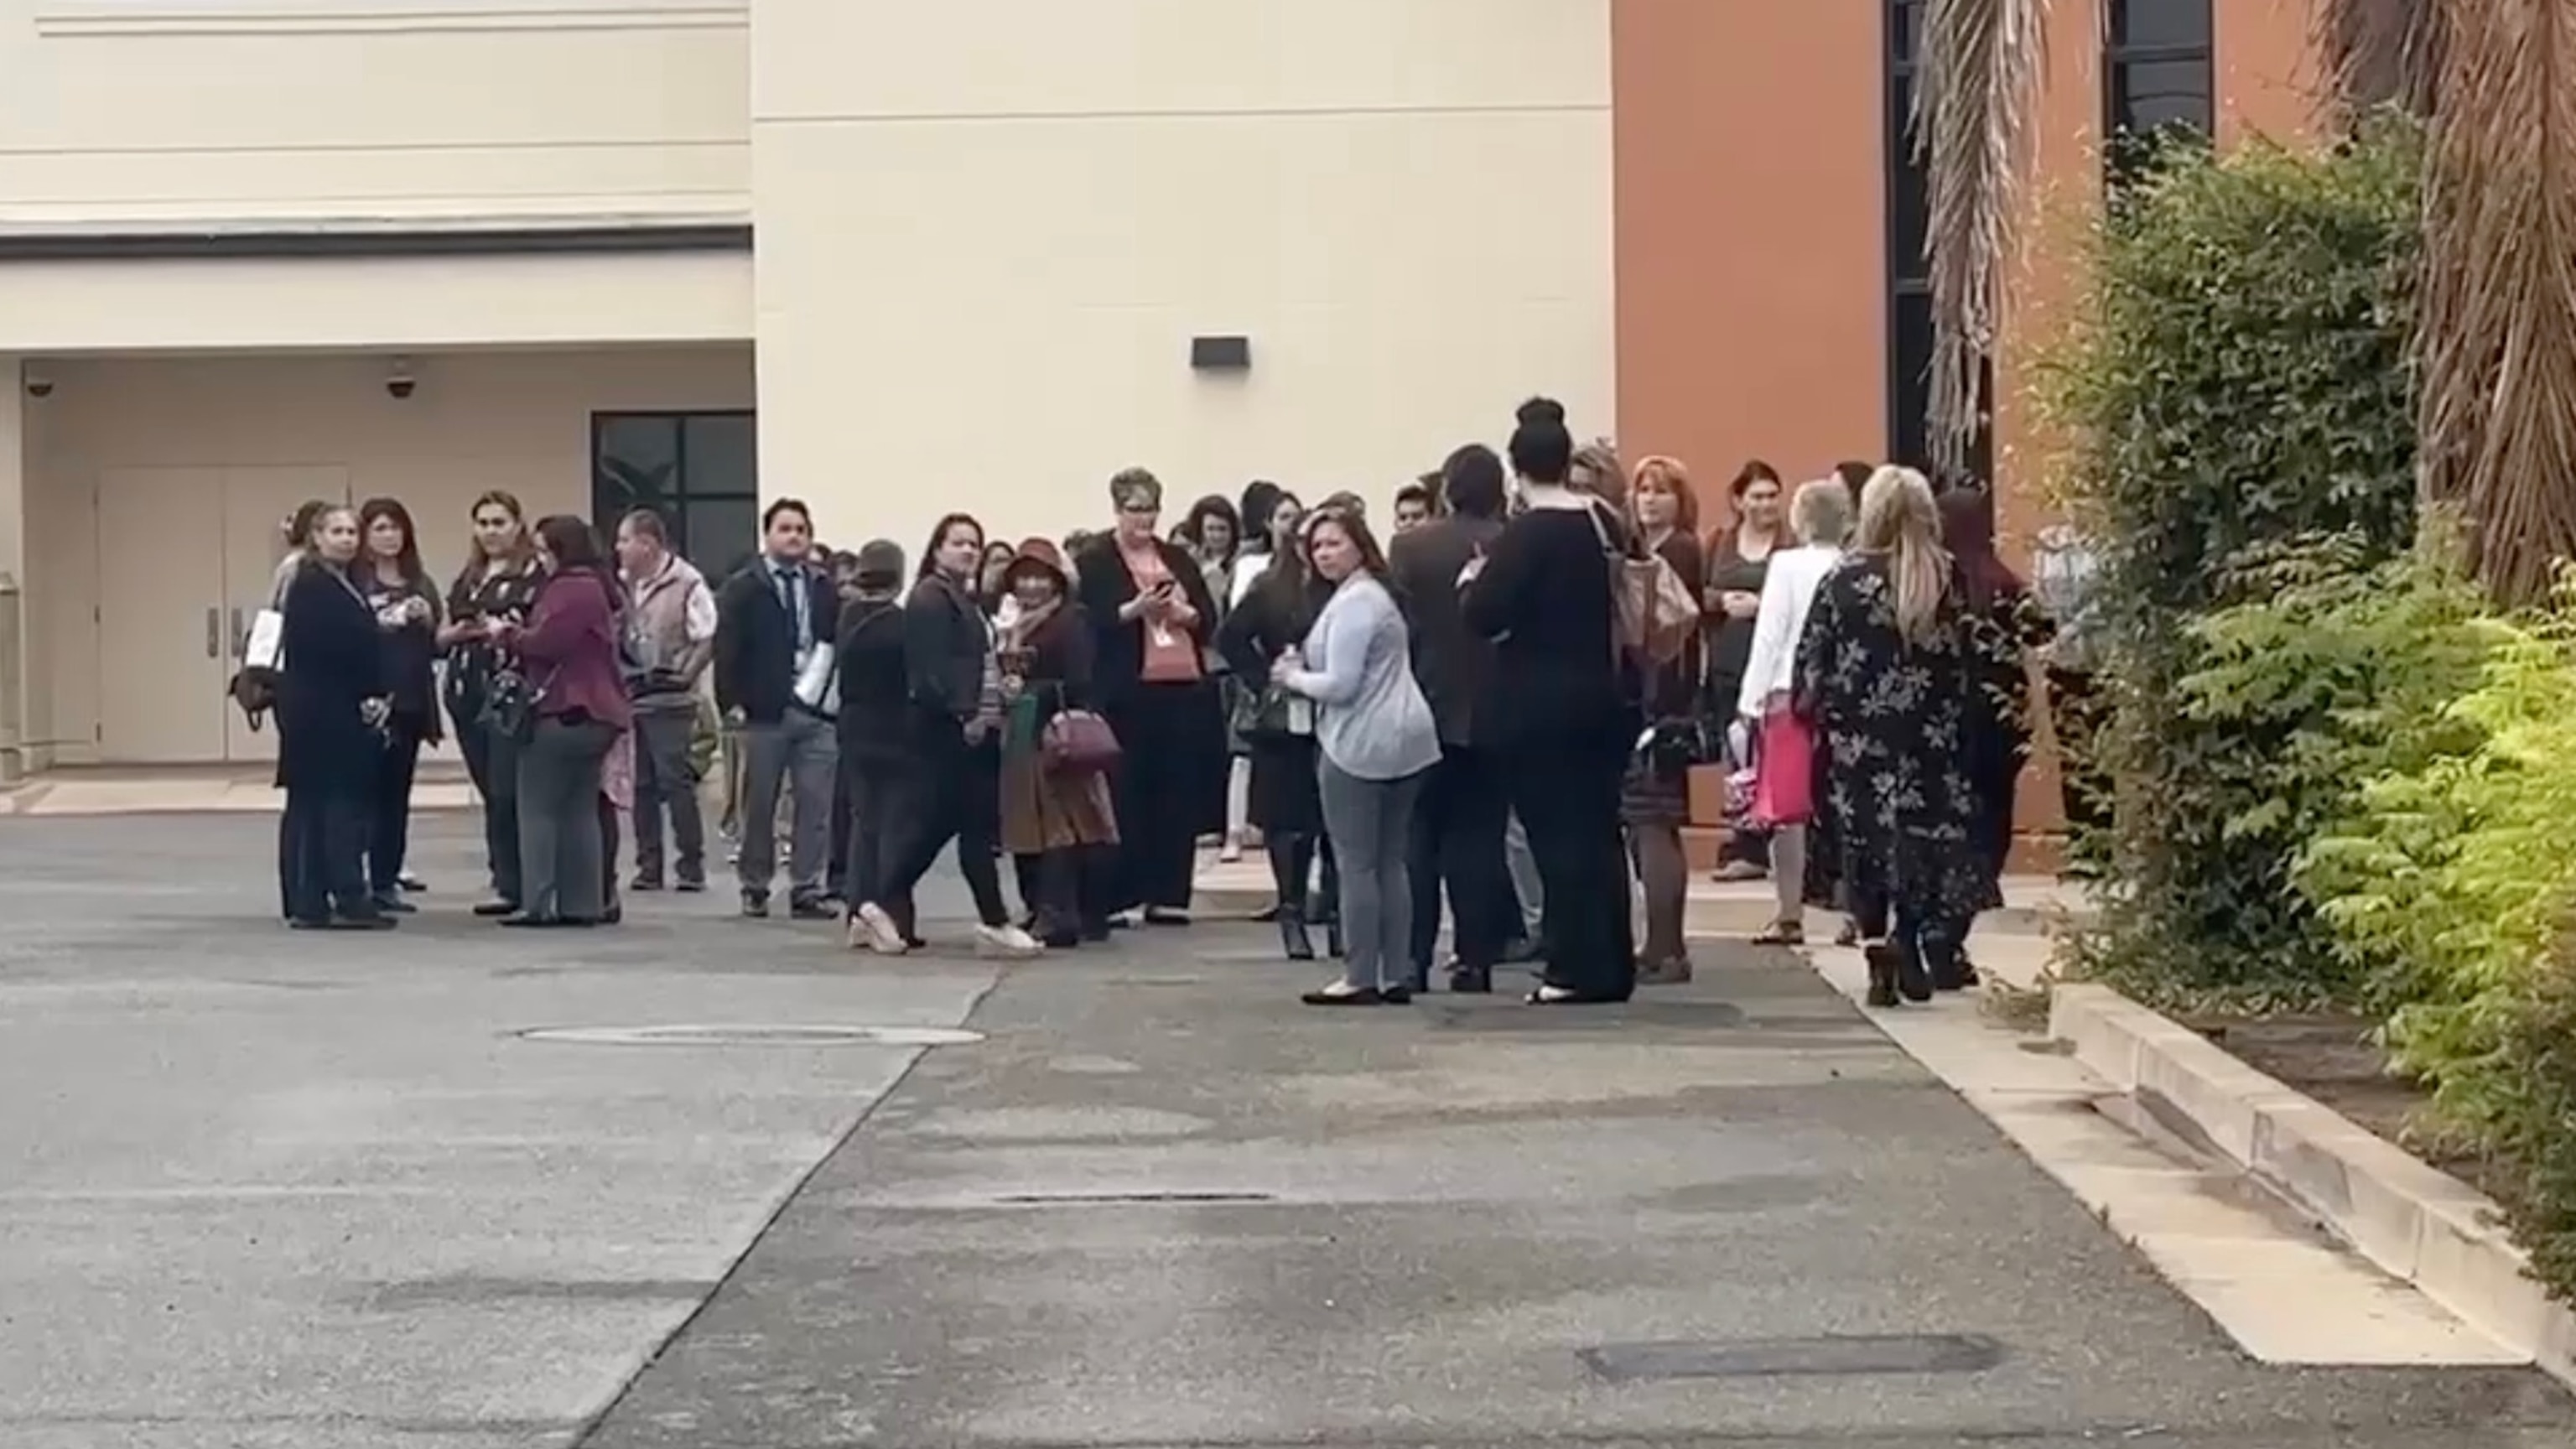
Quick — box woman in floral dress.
[1794,466,2001,1007]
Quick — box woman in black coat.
[277,505,394,930]
[1215,521,1338,960]
[1074,467,1227,923]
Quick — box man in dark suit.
[1389,444,1516,993]
[713,498,843,919]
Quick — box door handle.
[205,607,221,660]
[229,607,244,660]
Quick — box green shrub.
[2295,600,2576,1301]
[2039,120,2423,1004]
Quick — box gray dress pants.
[1317,756,1426,993]
[736,709,838,901]
[518,718,618,922]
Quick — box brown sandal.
[1751,921,1805,947]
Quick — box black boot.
[1312,838,1345,958]
[1267,834,1317,961]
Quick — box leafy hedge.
[2293,595,2576,1298]
[2038,122,2423,1004]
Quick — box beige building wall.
[747,0,1615,548]
[23,346,752,765]
[0,0,749,227]
[0,251,752,354]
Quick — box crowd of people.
[255,394,2097,1012]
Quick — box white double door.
[96,465,352,764]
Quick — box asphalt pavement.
[3,813,2570,1449]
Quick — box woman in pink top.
[486,515,631,927]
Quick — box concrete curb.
[2050,981,2576,1388]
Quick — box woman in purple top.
[486,515,631,927]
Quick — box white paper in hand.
[244,609,286,670]
[792,641,838,709]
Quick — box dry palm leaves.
[2319,0,2446,116]
[2418,0,2576,604]
[1912,0,2048,478]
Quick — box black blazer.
[1389,513,1504,747]
[1072,535,1221,707]
[714,558,840,724]
[834,593,911,766]
[274,562,386,795]
[1216,564,1327,681]
[904,573,990,723]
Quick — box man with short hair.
[1387,444,1515,993]
[616,508,719,892]
[1392,478,1436,534]
[713,498,842,918]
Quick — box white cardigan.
[1736,544,1844,719]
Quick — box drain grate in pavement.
[989,1190,1278,1204]
[515,1024,984,1047]
[1579,1333,2003,1382]
[356,1276,718,1310]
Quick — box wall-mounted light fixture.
[1190,335,1251,372]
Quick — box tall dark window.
[590,411,759,574]
[1883,0,1992,481]
[2105,0,2214,187]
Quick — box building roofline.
[0,219,753,262]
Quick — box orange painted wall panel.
[1610,0,1887,519]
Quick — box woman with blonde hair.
[1736,477,1856,944]
[1792,466,1997,1006]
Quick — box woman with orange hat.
[994,537,1121,947]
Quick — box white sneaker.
[975,922,1042,959]
[854,902,909,956]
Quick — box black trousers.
[281,784,372,922]
[827,755,854,902]
[1506,721,1635,1000]
[367,716,426,897]
[1014,845,1113,939]
[845,753,905,918]
[2047,667,2111,839]
[459,715,524,905]
[1848,882,1970,972]
[1105,681,1220,912]
[1406,743,1513,973]
[877,730,1010,932]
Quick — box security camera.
[21,366,51,400]
[385,358,416,400]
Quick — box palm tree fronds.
[2417,0,2576,604]
[2318,0,2446,116]
[1911,0,2049,478]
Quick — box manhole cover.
[1580,1334,2002,1382]
[989,1191,1276,1204]
[515,1025,984,1047]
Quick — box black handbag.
[480,667,540,742]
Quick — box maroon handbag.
[1041,709,1122,775]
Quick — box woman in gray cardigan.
[1272,506,1441,1005]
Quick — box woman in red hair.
[1622,454,1707,983]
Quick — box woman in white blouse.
[1735,478,1856,944]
